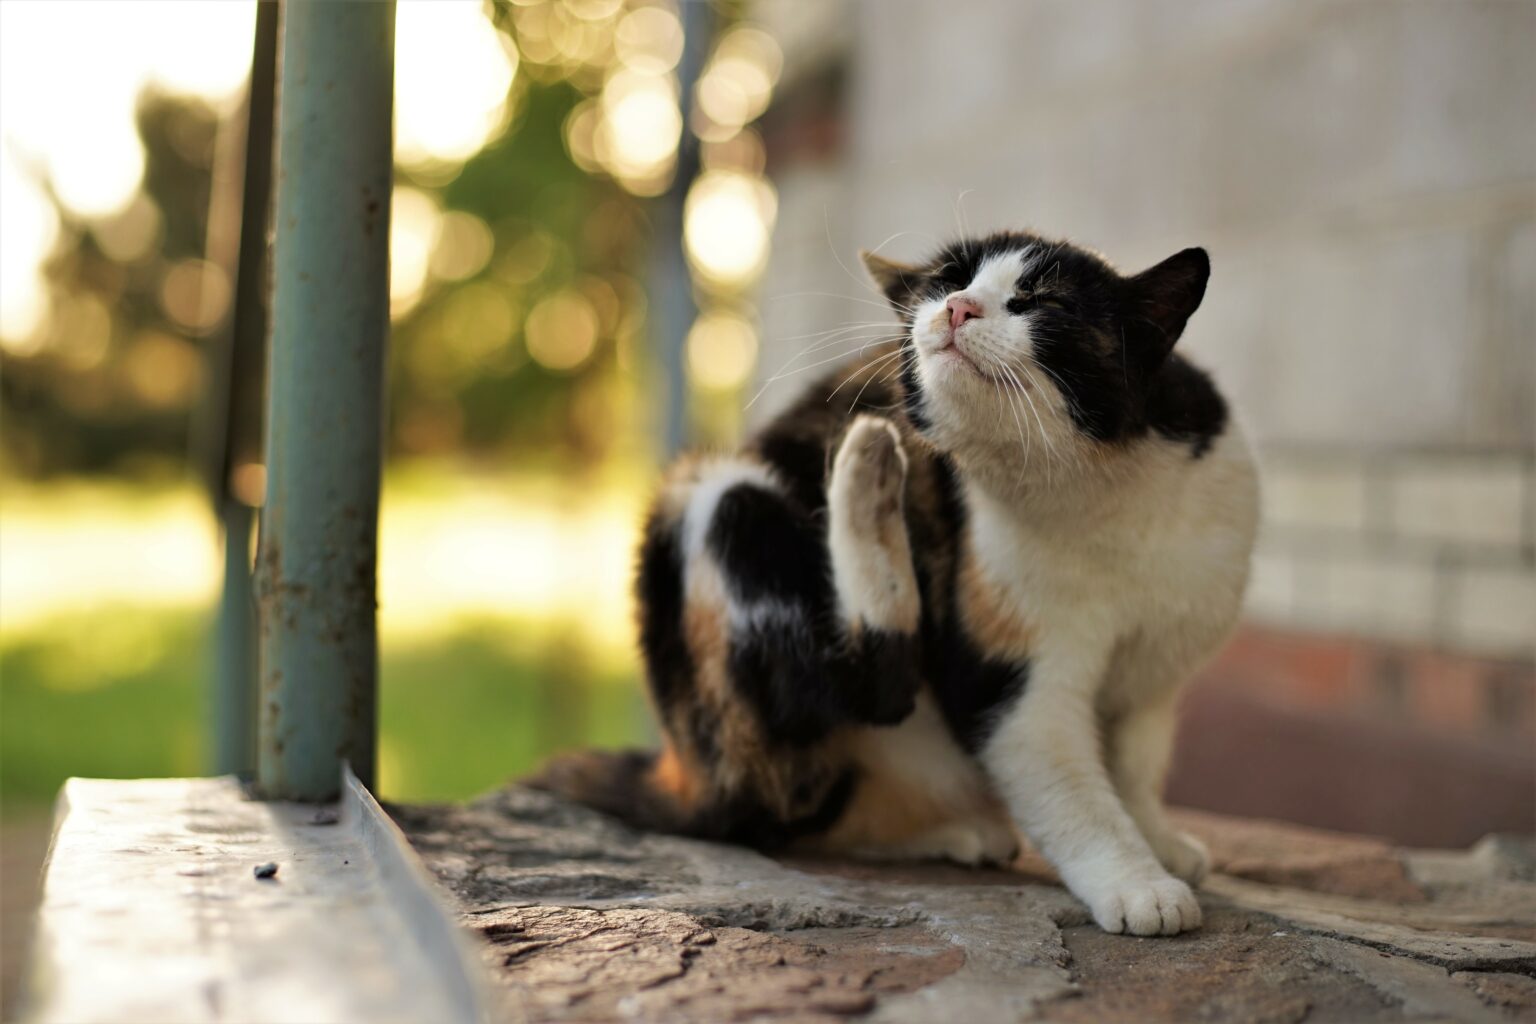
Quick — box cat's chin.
[923,346,993,388]
[932,346,983,378]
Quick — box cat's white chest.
[962,449,1256,652]
[971,509,1158,639]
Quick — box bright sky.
[0,0,516,344]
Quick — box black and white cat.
[535,231,1259,936]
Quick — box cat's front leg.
[982,642,1202,936]
[1108,694,1210,884]
[827,415,922,723]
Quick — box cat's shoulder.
[1144,353,1229,460]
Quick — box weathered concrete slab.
[398,787,1536,1023]
[24,774,488,1024]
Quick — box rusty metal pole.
[256,0,395,800]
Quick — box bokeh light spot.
[687,310,758,391]
[431,210,496,282]
[525,289,599,372]
[684,170,777,287]
[160,259,230,335]
[390,186,444,317]
[614,6,683,75]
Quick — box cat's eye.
[936,263,970,287]
[1007,292,1066,315]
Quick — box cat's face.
[863,232,1209,465]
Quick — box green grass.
[0,607,651,816]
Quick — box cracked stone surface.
[395,787,1536,1023]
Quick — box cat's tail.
[524,747,693,835]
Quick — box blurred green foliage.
[0,607,649,815]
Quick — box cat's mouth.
[934,336,991,379]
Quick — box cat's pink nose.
[947,295,983,331]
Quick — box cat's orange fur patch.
[649,744,703,810]
[810,739,1011,852]
[956,540,1036,661]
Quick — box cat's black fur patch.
[930,629,1031,752]
[706,483,829,606]
[707,767,859,848]
[1145,355,1229,458]
[635,510,692,718]
[841,628,922,725]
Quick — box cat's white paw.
[1082,875,1202,936]
[1150,830,1210,885]
[833,415,907,505]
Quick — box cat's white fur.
[853,248,1259,935]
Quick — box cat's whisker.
[768,327,901,368]
[764,339,896,385]
[1002,362,1059,488]
[763,290,922,320]
[758,324,903,379]
[828,346,908,405]
[745,329,906,411]
[995,365,1034,475]
[846,348,912,412]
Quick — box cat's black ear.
[860,250,923,310]
[1121,247,1210,364]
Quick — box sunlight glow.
[0,1,252,347]
[0,476,644,664]
[596,67,682,195]
[0,145,57,348]
[0,0,521,348]
[0,1,254,219]
[390,186,444,318]
[394,1,518,169]
[684,170,777,287]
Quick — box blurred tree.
[1,3,663,481]
[1,91,218,477]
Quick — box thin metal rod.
[651,1,712,458]
[256,0,395,800]
[214,500,258,773]
[203,0,278,776]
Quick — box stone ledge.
[396,787,1536,1024]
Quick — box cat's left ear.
[860,250,924,311]
[1120,247,1210,363]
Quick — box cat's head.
[862,232,1210,467]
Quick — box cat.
[532,230,1259,936]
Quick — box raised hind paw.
[828,415,918,634]
[831,415,908,522]
[1081,874,1202,936]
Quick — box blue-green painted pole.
[256,0,395,801]
[207,0,277,777]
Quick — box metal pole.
[256,0,395,800]
[651,1,712,458]
[202,0,278,776]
